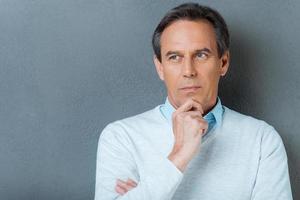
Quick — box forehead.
[160,19,217,52]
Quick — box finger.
[115,185,126,195]
[117,179,135,191]
[201,126,208,134]
[126,178,138,187]
[176,99,203,114]
[177,99,202,112]
[116,179,129,191]
[184,110,204,119]
[195,118,208,134]
[115,179,128,192]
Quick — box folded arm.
[94,123,183,200]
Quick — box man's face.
[154,19,229,112]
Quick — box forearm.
[95,157,183,200]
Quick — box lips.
[179,86,201,93]
[180,86,201,90]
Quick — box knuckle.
[177,113,185,120]
[172,113,182,122]
[184,114,193,121]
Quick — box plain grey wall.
[0,0,299,199]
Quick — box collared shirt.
[159,96,224,134]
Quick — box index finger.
[176,98,203,114]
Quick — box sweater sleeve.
[94,123,183,200]
[251,124,293,200]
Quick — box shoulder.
[223,106,273,131]
[99,105,163,141]
[222,106,284,146]
[118,105,163,126]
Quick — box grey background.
[0,0,299,199]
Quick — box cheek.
[201,65,221,90]
[207,70,220,85]
[163,67,181,87]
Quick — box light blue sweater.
[95,98,293,200]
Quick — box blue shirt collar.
[160,96,224,126]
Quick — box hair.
[152,3,230,62]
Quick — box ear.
[220,51,230,77]
[153,55,164,81]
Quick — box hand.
[168,98,208,172]
[115,178,138,195]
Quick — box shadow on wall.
[219,25,268,117]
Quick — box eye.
[168,54,181,62]
[196,52,208,60]
[169,55,180,60]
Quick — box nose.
[182,58,197,78]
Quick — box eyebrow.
[165,48,212,57]
[194,48,212,54]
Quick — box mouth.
[179,86,201,92]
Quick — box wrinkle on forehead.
[160,20,218,55]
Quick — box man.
[94,3,293,200]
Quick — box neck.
[202,98,218,116]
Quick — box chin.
[186,94,203,102]
[179,95,203,105]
